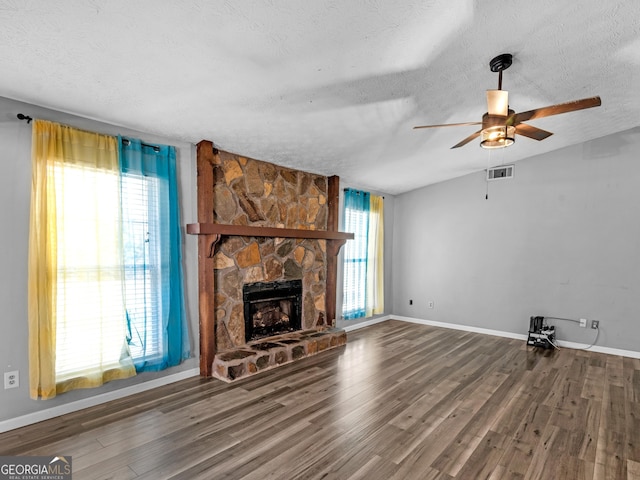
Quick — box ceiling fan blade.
[487,90,509,116]
[451,130,482,149]
[516,123,554,141]
[509,96,601,125]
[413,121,481,129]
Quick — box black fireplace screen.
[243,279,302,342]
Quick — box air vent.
[487,165,514,181]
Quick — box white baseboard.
[555,339,640,358]
[341,315,391,332]
[0,368,200,434]
[391,315,528,341]
[388,315,640,359]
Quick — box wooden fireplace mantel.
[186,223,353,241]
[192,140,351,377]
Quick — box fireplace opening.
[243,279,302,342]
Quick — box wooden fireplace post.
[196,140,219,377]
[325,175,343,326]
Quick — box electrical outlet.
[591,320,599,329]
[579,318,587,328]
[428,301,434,309]
[4,371,19,389]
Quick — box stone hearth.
[212,327,347,382]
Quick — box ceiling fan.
[413,53,602,149]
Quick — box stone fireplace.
[188,141,352,379]
[209,153,330,351]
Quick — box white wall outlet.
[428,301,434,309]
[4,370,19,389]
[579,318,587,328]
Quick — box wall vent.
[487,164,514,181]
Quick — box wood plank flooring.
[1,320,640,479]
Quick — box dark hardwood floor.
[1,320,639,479]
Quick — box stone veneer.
[210,151,330,351]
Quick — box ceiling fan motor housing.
[481,110,515,130]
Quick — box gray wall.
[392,127,640,352]
[0,96,200,422]
[336,187,395,329]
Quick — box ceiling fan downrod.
[489,53,512,90]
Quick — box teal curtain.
[342,188,370,319]
[118,136,190,372]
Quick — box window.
[119,137,190,373]
[121,172,163,363]
[342,189,384,319]
[53,161,132,386]
[28,120,189,400]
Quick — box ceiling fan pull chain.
[485,151,491,200]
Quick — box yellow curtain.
[366,194,384,316]
[28,120,136,400]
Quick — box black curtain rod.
[121,138,160,152]
[343,187,384,199]
[17,114,161,152]
[17,113,32,123]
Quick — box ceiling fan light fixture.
[486,90,509,116]
[480,125,515,149]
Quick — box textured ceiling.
[1,0,638,194]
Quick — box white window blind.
[121,173,163,362]
[342,206,369,319]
